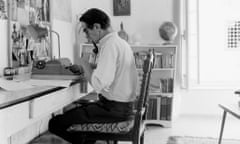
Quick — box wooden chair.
[67,49,155,144]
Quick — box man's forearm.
[82,63,93,84]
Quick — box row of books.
[160,78,174,93]
[147,96,172,121]
[149,78,174,93]
[134,51,175,69]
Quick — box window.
[183,0,240,89]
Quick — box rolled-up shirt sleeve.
[91,44,117,93]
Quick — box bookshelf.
[132,44,177,128]
[80,43,177,127]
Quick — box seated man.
[48,8,139,144]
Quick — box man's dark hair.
[79,8,110,30]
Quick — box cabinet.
[0,83,84,144]
[80,43,177,127]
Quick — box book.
[154,52,163,68]
[166,97,173,120]
[160,96,167,120]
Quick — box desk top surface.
[0,86,63,110]
[219,103,240,119]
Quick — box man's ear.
[93,23,101,30]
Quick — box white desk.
[0,78,89,144]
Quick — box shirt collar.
[99,32,117,47]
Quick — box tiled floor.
[144,114,240,144]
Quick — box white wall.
[71,0,175,44]
[71,0,179,63]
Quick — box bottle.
[118,22,128,42]
[12,24,18,44]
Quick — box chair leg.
[140,133,144,144]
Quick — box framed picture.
[113,0,130,16]
[0,0,8,19]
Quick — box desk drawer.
[30,88,70,118]
[0,102,29,137]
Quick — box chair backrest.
[133,49,155,135]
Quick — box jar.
[3,67,15,80]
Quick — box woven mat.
[167,136,240,144]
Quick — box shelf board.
[137,68,175,71]
[149,92,173,97]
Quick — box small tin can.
[3,67,15,80]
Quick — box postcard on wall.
[42,0,50,22]
[0,0,7,19]
[11,0,18,21]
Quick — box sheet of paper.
[0,79,34,91]
[22,79,72,87]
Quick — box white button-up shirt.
[91,32,138,102]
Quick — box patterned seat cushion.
[67,120,134,134]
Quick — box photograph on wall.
[113,0,130,16]
[11,0,18,21]
[0,0,7,19]
[41,0,50,22]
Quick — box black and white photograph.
[113,0,130,16]
[41,0,50,22]
[1,0,240,144]
[0,0,7,19]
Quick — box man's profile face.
[81,22,100,43]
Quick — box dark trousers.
[48,95,134,144]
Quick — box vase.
[118,22,128,42]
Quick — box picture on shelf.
[133,51,147,68]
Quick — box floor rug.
[167,136,240,144]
